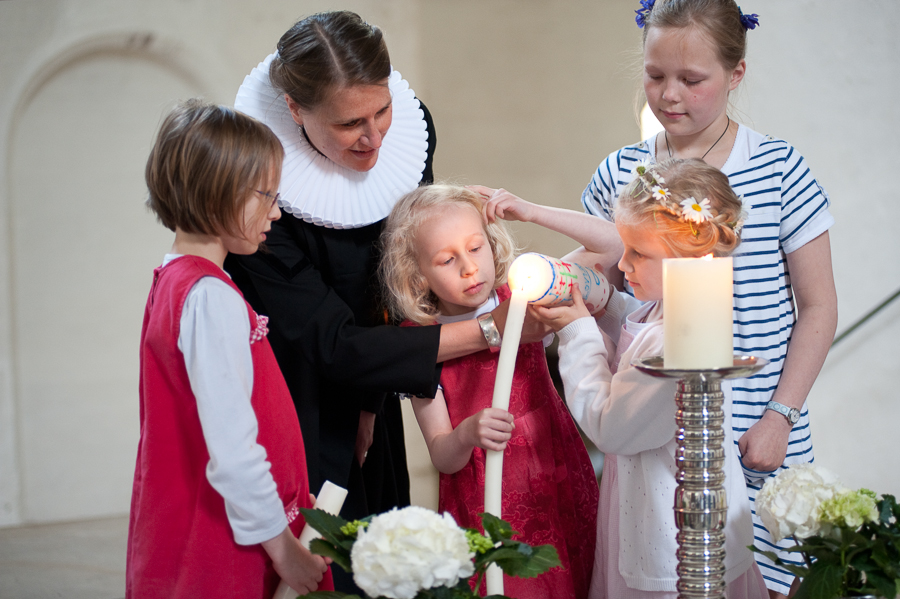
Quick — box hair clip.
[635,0,655,29]
[739,7,760,30]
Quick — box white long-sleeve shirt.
[557,291,755,591]
[166,254,287,546]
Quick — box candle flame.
[702,254,714,260]
[508,254,549,300]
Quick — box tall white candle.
[483,286,528,596]
[483,289,528,514]
[663,256,734,369]
[272,481,348,599]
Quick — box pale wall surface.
[0,0,896,527]
[743,0,900,497]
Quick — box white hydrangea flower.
[351,506,475,599]
[756,463,847,542]
[680,197,713,223]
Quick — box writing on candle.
[508,252,610,312]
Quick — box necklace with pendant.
[666,117,731,161]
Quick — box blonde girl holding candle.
[379,184,599,599]
[493,158,767,599]
[127,100,331,598]
[577,2,838,595]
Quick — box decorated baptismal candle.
[507,253,611,313]
[663,256,734,369]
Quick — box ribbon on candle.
[272,481,348,599]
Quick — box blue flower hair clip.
[739,7,760,30]
[635,0,655,29]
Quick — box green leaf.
[879,494,898,523]
[484,542,560,579]
[793,562,843,599]
[308,538,352,573]
[748,547,811,578]
[416,585,468,599]
[299,508,351,544]
[861,570,900,599]
[480,512,516,542]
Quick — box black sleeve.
[226,226,443,399]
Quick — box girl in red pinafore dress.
[379,185,599,599]
[127,99,332,598]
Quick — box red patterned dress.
[437,286,599,599]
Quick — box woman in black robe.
[224,12,540,590]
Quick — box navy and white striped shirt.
[581,125,834,592]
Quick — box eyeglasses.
[255,190,281,208]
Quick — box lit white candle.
[483,254,544,595]
[272,481,348,599]
[663,256,734,369]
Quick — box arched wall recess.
[1,31,218,525]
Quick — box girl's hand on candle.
[262,526,329,594]
[481,188,539,224]
[531,284,592,332]
[490,299,553,344]
[459,408,515,452]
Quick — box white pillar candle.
[483,288,528,596]
[507,252,610,313]
[663,256,734,369]
[272,481,348,599]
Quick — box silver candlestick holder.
[634,355,768,599]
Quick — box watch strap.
[765,400,800,425]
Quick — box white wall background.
[0,0,896,528]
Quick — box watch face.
[788,408,801,424]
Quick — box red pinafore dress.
[126,255,332,598]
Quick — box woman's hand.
[476,187,539,224]
[261,526,329,595]
[531,284,592,332]
[490,298,553,344]
[458,408,515,452]
[355,411,376,466]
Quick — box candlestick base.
[633,355,767,599]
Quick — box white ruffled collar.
[234,53,429,229]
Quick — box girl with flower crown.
[484,158,769,599]
[577,2,838,596]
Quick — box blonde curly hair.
[616,157,745,257]
[379,184,518,325]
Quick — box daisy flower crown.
[629,161,746,237]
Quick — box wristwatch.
[765,400,800,426]
[476,313,502,353]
